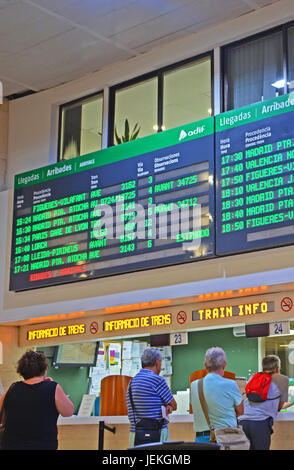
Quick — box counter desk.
[57,412,294,450]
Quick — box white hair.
[141,348,162,368]
[205,347,226,371]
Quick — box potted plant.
[114,118,140,145]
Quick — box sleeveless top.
[3,380,59,450]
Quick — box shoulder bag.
[197,378,250,450]
[128,380,164,446]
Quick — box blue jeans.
[195,431,210,443]
[240,418,273,450]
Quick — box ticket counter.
[56,412,294,450]
[13,288,294,450]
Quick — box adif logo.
[179,125,205,141]
[179,130,187,141]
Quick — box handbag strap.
[128,380,139,425]
[198,378,214,432]
[128,380,164,428]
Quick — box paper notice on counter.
[108,343,122,374]
[89,367,108,394]
[78,394,96,416]
[96,343,106,369]
[122,359,132,376]
[131,358,141,376]
[132,342,141,358]
[139,342,148,355]
[161,405,170,422]
[123,341,133,360]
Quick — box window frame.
[108,51,214,147]
[221,21,294,112]
[57,90,104,162]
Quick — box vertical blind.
[224,31,284,110]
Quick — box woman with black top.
[0,350,74,450]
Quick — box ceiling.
[0,0,280,98]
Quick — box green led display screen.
[10,118,215,291]
[10,93,294,292]
[216,93,294,254]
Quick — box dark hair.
[17,350,48,379]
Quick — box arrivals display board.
[216,93,294,255]
[10,118,215,291]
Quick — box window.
[59,93,103,161]
[113,77,158,145]
[163,57,211,130]
[223,30,284,111]
[287,25,294,92]
[109,54,212,146]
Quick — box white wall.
[2,0,294,324]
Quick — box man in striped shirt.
[127,348,177,447]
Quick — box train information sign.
[216,93,294,255]
[10,118,215,291]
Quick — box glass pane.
[224,31,284,111]
[114,78,157,145]
[59,94,103,160]
[163,57,211,130]
[287,26,294,92]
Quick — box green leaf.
[131,127,140,140]
[124,119,130,142]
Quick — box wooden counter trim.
[58,412,294,426]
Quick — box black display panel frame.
[52,341,99,368]
[215,93,294,257]
[10,118,215,291]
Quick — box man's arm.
[165,397,177,415]
[234,401,244,417]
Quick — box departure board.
[216,93,294,255]
[10,118,215,291]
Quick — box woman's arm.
[55,384,74,417]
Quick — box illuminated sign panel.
[103,313,172,332]
[216,94,294,255]
[192,301,274,321]
[27,323,86,340]
[10,118,214,291]
[10,93,294,292]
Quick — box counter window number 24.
[271,321,290,336]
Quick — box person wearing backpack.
[239,355,290,450]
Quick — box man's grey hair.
[205,347,227,371]
[262,355,281,372]
[141,348,162,368]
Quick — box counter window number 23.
[170,332,188,345]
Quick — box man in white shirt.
[191,347,244,443]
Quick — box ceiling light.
[271,79,285,89]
